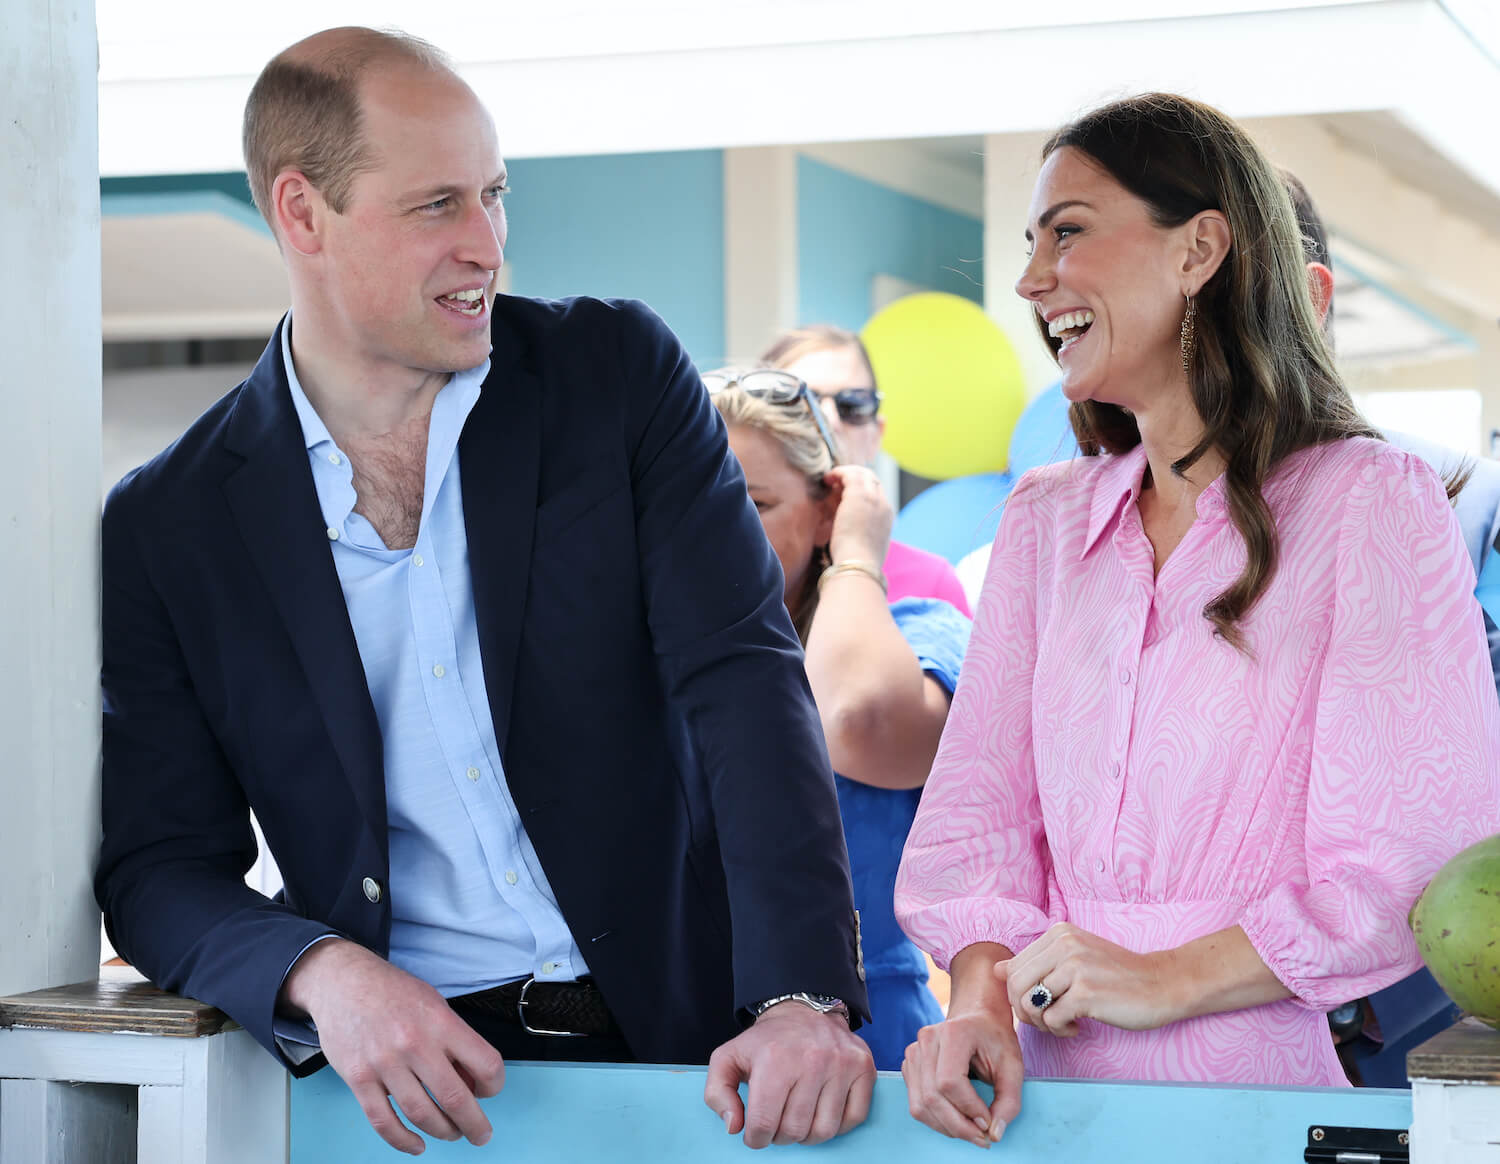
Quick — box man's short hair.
[242,28,453,233]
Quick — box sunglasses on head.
[811,387,882,426]
[702,367,841,466]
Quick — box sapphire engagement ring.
[1028,983,1054,1011]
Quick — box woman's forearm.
[804,572,948,788]
[1160,926,1292,1022]
[948,942,1017,1017]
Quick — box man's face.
[316,66,507,377]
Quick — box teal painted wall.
[102,171,257,208]
[101,151,727,367]
[796,155,983,334]
[501,150,724,367]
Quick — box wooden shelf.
[1408,1016,1500,1084]
[0,966,234,1038]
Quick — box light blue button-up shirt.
[282,320,587,996]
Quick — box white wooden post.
[0,0,103,995]
[723,145,799,366]
[0,0,107,1153]
[983,130,1055,404]
[1407,1019,1500,1163]
[0,1026,288,1164]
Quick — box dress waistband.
[1061,897,1246,952]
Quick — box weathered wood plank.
[0,969,232,1039]
[1408,1017,1500,1083]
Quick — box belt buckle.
[516,976,588,1038]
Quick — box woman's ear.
[1182,209,1232,291]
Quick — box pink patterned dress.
[895,438,1500,1086]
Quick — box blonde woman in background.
[762,327,971,617]
[705,368,970,1070]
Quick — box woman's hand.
[901,944,1024,1147]
[999,923,1179,1038]
[825,465,893,565]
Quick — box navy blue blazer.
[96,296,868,1072]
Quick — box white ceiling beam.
[1243,116,1500,321]
[101,1,1497,193]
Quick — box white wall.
[103,364,255,493]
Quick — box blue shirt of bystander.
[835,596,970,1069]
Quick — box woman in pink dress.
[894,92,1500,1148]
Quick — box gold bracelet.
[817,559,888,596]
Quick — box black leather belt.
[450,976,620,1038]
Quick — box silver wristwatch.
[749,991,850,1022]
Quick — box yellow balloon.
[861,293,1026,480]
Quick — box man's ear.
[1306,261,1335,327]
[271,171,324,257]
[1182,209,1233,293]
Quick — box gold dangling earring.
[1180,293,1196,376]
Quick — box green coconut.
[1410,833,1500,1029]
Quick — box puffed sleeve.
[895,473,1064,968]
[1239,449,1500,1009]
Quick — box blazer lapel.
[461,324,541,761]
[220,321,387,834]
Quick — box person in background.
[706,368,971,1070]
[895,93,1500,1147]
[1284,167,1500,1086]
[762,326,972,616]
[1285,168,1500,700]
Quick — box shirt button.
[326,527,340,541]
[467,766,480,782]
[542,961,558,974]
[1119,667,1132,684]
[1095,859,1107,873]
[504,870,519,886]
[432,663,445,678]
[362,877,382,903]
[413,554,424,567]
[329,452,342,466]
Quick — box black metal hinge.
[1304,1125,1409,1164]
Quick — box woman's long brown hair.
[1038,93,1383,651]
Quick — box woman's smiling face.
[1014,147,1195,411]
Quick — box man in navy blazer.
[96,26,873,1156]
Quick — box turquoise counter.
[292,1063,1413,1161]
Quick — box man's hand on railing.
[280,938,507,1156]
[703,1000,877,1149]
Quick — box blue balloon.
[1008,382,1079,476]
[894,472,1015,565]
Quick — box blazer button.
[362,877,383,903]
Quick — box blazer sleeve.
[1238,452,1500,1010]
[612,301,868,1021]
[95,478,338,1071]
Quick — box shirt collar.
[1081,445,1148,559]
[281,315,335,453]
[280,312,491,456]
[1078,444,1233,559]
